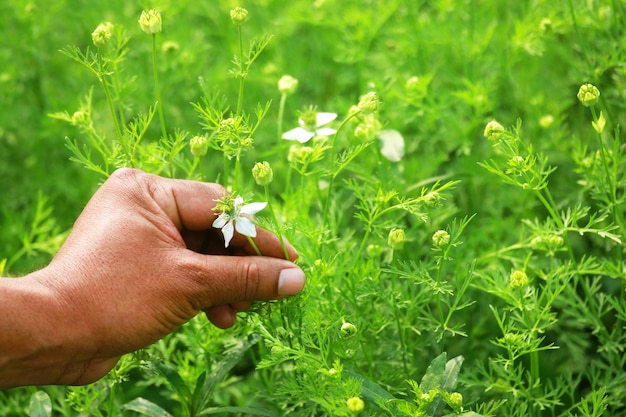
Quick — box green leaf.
[153,361,193,403]
[198,406,278,416]
[420,352,447,391]
[193,334,261,414]
[29,391,52,417]
[428,355,464,416]
[346,370,396,403]
[122,397,174,417]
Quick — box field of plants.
[1,0,625,416]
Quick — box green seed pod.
[340,322,357,339]
[387,228,405,250]
[357,91,380,115]
[190,135,208,157]
[346,397,364,414]
[510,270,529,288]
[432,230,450,247]
[252,161,274,186]
[577,83,600,107]
[278,75,299,95]
[91,22,113,48]
[484,120,504,141]
[139,9,162,34]
[230,7,249,26]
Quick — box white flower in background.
[212,196,267,247]
[378,129,405,162]
[282,107,337,143]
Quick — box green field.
[1,1,625,416]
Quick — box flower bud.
[92,22,113,48]
[230,7,248,26]
[252,161,274,186]
[139,9,162,34]
[405,76,420,90]
[190,135,208,157]
[387,228,405,250]
[484,120,504,141]
[510,270,529,288]
[539,114,554,129]
[278,75,299,95]
[507,155,525,170]
[346,397,364,414]
[577,83,600,107]
[340,322,357,339]
[449,392,463,409]
[162,40,180,54]
[592,111,606,134]
[423,191,442,207]
[432,230,450,247]
[357,92,380,115]
[71,110,88,126]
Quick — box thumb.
[183,253,306,308]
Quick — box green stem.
[152,34,167,140]
[323,111,361,230]
[236,25,245,116]
[246,235,262,256]
[264,185,290,260]
[277,92,287,140]
[234,154,241,190]
[97,50,123,143]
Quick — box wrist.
[0,269,85,389]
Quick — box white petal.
[315,127,337,137]
[235,217,257,238]
[221,221,235,247]
[316,112,337,127]
[241,201,267,215]
[282,127,314,143]
[212,215,228,228]
[379,129,405,162]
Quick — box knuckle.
[238,259,261,301]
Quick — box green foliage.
[2,0,626,416]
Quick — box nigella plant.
[212,194,266,253]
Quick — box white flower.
[378,129,405,162]
[282,112,337,143]
[212,196,267,247]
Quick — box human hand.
[3,168,304,387]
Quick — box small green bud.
[190,135,208,157]
[230,7,248,25]
[510,270,529,288]
[546,234,564,248]
[252,161,274,186]
[387,228,405,250]
[449,392,463,408]
[71,110,88,126]
[366,244,383,258]
[507,155,526,170]
[423,191,442,207]
[405,76,420,90]
[484,120,505,141]
[577,83,600,107]
[346,397,364,414]
[340,322,357,339]
[278,75,299,95]
[162,40,180,53]
[91,22,113,48]
[357,91,381,115]
[139,9,162,34]
[432,230,450,247]
[592,111,606,134]
[539,114,554,129]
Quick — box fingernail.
[278,268,305,296]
